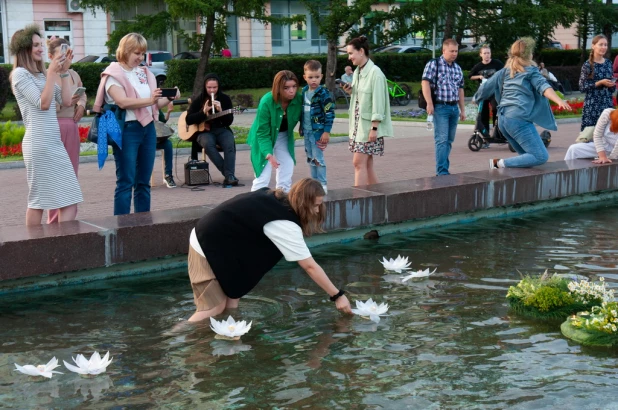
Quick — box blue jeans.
[155,138,173,176]
[433,103,460,176]
[498,113,548,168]
[303,128,327,185]
[112,121,156,215]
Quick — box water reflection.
[4,203,618,407]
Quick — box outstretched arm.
[297,257,352,314]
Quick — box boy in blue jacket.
[300,60,335,193]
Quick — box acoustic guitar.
[177,107,241,141]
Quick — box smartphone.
[160,88,177,98]
[72,87,86,96]
[60,44,69,56]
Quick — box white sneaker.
[489,159,498,170]
[321,185,328,194]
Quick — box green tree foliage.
[78,0,301,96]
[300,0,379,92]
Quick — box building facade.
[0,0,588,64]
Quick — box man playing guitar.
[187,73,238,186]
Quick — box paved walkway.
[0,113,583,228]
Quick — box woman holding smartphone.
[93,33,178,215]
[46,37,86,224]
[10,24,82,225]
[579,34,615,131]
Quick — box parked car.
[76,54,117,63]
[143,51,173,68]
[376,45,432,54]
[544,41,563,50]
[458,44,481,53]
[173,51,201,60]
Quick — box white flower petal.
[64,360,88,375]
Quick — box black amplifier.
[184,160,210,186]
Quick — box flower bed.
[506,273,611,320]
[551,96,617,117]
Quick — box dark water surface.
[3,202,618,409]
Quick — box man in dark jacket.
[188,73,238,186]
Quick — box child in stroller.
[468,69,552,152]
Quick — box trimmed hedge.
[2,62,108,104]
[165,49,604,93]
[0,48,604,104]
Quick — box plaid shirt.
[422,56,464,103]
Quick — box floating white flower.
[210,316,252,340]
[14,357,63,379]
[401,268,437,282]
[63,352,113,378]
[380,255,411,273]
[351,298,389,323]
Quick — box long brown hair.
[276,178,326,236]
[271,70,298,104]
[505,37,535,78]
[588,34,607,79]
[9,25,45,82]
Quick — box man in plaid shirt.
[421,39,466,176]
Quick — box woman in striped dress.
[9,24,82,225]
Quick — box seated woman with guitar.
[186,73,238,186]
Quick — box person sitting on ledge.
[565,107,618,163]
[188,73,238,186]
[186,178,352,322]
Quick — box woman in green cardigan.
[342,35,393,186]
[249,70,303,192]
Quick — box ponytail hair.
[504,37,535,78]
[588,34,607,79]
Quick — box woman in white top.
[9,24,82,225]
[47,37,87,224]
[95,33,178,215]
[564,108,618,163]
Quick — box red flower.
[78,125,90,143]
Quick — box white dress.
[12,68,83,209]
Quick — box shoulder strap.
[429,58,441,86]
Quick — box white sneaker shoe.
[321,185,328,194]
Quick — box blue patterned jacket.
[300,85,335,134]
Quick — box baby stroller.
[468,69,551,152]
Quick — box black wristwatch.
[371,126,378,131]
[330,289,346,302]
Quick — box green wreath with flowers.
[561,301,618,346]
[506,272,609,320]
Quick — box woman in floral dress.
[579,34,616,131]
[342,35,393,186]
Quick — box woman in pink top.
[46,38,86,224]
[93,33,178,215]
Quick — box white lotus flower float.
[63,351,113,378]
[351,298,389,323]
[14,357,63,380]
[401,268,437,282]
[210,316,252,340]
[380,255,411,273]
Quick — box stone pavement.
[0,113,583,228]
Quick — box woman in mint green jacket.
[248,70,303,192]
[343,35,393,186]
